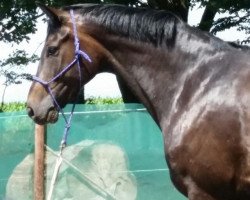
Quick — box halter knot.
[32,76,49,86]
[78,50,92,63]
[65,123,71,129]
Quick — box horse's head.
[27,4,106,124]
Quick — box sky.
[0,3,248,103]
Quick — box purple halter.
[33,9,92,147]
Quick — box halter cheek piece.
[32,9,92,146]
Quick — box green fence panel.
[0,111,34,199]
[0,104,186,200]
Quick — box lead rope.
[46,10,86,200]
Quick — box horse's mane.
[63,4,182,47]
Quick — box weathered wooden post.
[34,124,46,200]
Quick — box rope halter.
[33,9,92,147]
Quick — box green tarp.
[0,104,186,200]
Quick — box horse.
[27,3,250,200]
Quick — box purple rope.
[33,9,92,148]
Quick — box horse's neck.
[85,24,226,127]
[94,34,177,124]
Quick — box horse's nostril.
[27,107,34,118]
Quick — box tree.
[0,50,37,108]
[147,0,250,43]
[1,0,250,103]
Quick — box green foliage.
[192,0,250,43]
[85,97,123,104]
[0,49,38,105]
[0,50,38,67]
[0,50,37,86]
[0,1,38,44]
[0,102,27,112]
[0,98,124,112]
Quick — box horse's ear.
[36,2,61,28]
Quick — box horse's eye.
[47,46,58,56]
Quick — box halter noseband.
[32,9,92,146]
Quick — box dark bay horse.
[27,3,250,200]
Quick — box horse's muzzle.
[27,105,59,125]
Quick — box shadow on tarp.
[0,104,186,200]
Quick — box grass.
[0,102,27,112]
[0,97,123,112]
[85,97,123,104]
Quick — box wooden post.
[34,124,46,200]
